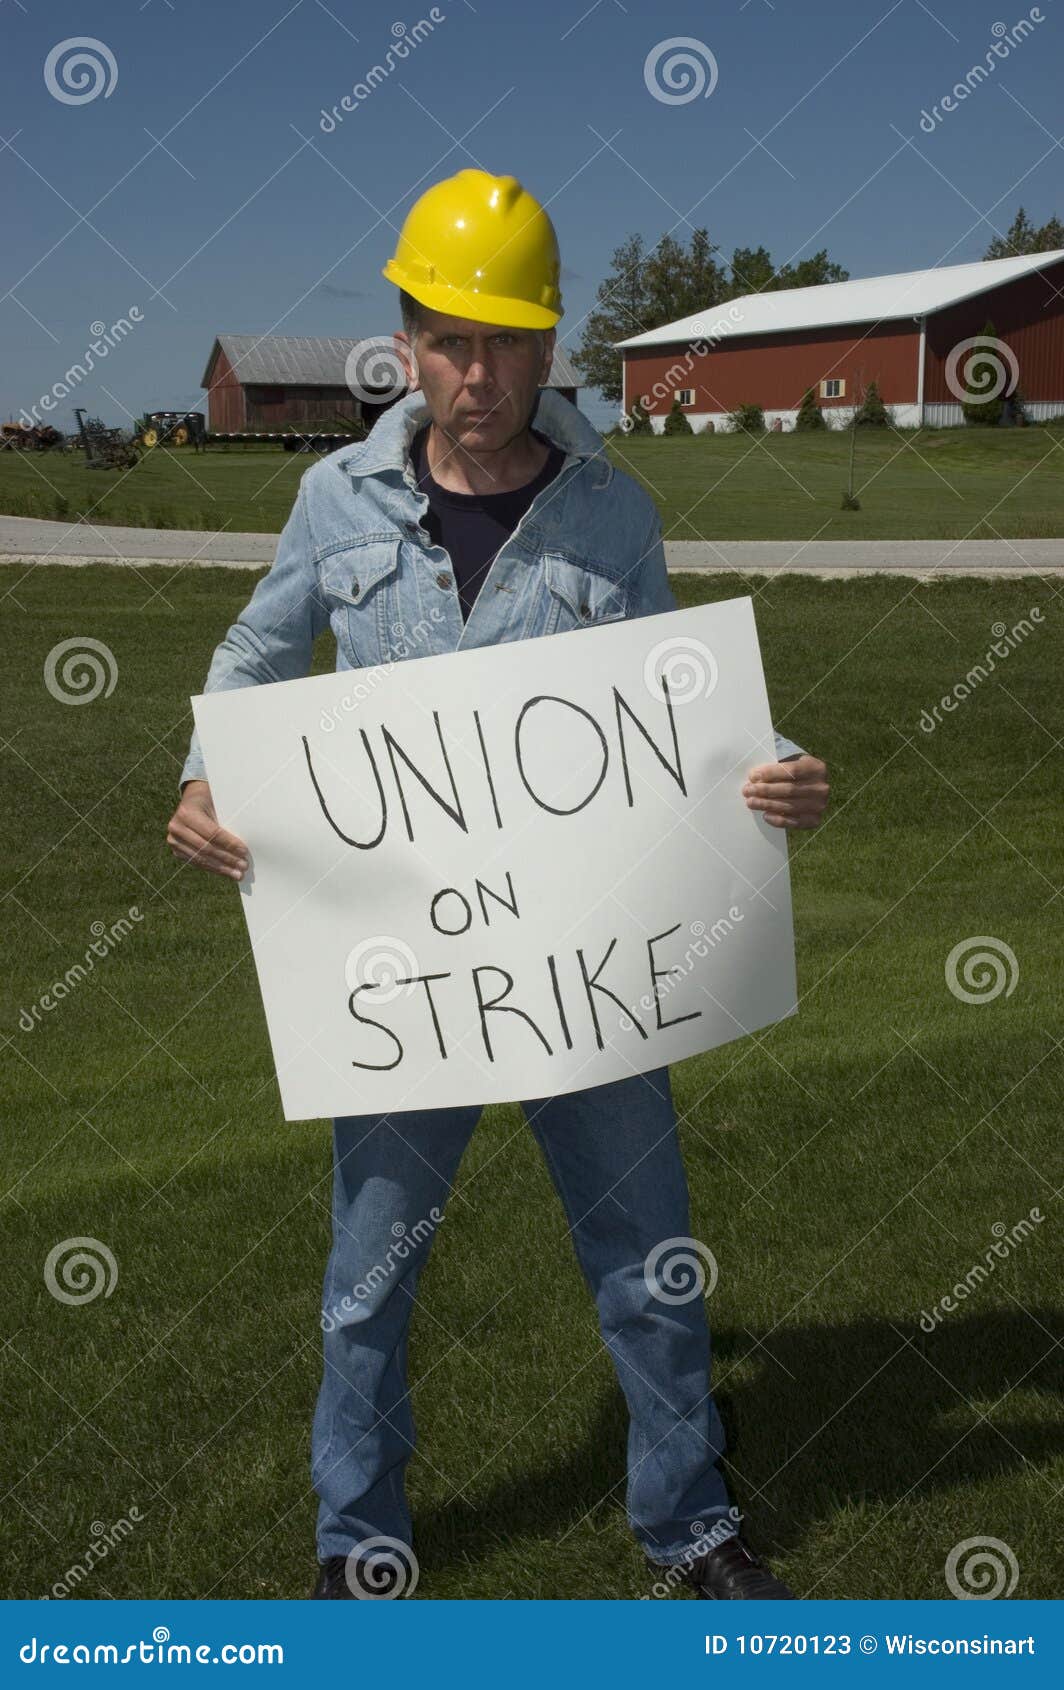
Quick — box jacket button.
[351,579,359,596]
[579,602,591,618]
[436,572,453,589]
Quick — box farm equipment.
[0,422,65,451]
[135,410,206,449]
[73,408,140,470]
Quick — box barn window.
[820,378,845,398]
[249,385,285,405]
[677,389,695,407]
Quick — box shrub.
[794,387,826,431]
[961,319,1008,427]
[728,402,765,435]
[662,397,694,436]
[854,379,891,427]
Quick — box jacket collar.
[343,386,612,489]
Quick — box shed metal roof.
[615,249,1064,350]
[203,334,582,390]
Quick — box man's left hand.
[742,756,830,830]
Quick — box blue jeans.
[311,1066,735,1568]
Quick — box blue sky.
[3,0,1062,433]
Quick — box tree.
[794,387,826,431]
[571,233,651,404]
[574,227,848,405]
[854,379,891,427]
[662,396,694,435]
[625,395,653,435]
[985,206,1064,259]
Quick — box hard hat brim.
[383,261,561,330]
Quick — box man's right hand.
[167,780,249,880]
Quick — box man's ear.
[395,329,420,392]
[539,328,557,384]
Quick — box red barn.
[201,334,583,434]
[616,249,1064,430]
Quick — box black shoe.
[649,1535,796,1599]
[310,1552,406,1599]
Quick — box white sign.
[192,598,796,1120]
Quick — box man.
[167,170,830,1600]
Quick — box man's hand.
[167,780,249,879]
[742,756,830,830]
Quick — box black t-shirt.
[411,422,566,621]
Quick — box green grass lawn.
[1,565,1061,1600]
[4,423,1064,541]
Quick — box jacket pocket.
[542,553,631,635]
[317,539,401,666]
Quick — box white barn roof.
[615,249,1064,349]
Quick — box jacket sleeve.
[179,476,328,790]
[634,502,806,763]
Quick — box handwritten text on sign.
[192,597,796,1120]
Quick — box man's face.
[397,306,555,452]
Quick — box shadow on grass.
[413,1308,1063,1574]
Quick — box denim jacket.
[180,387,802,788]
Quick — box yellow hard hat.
[383,169,563,330]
